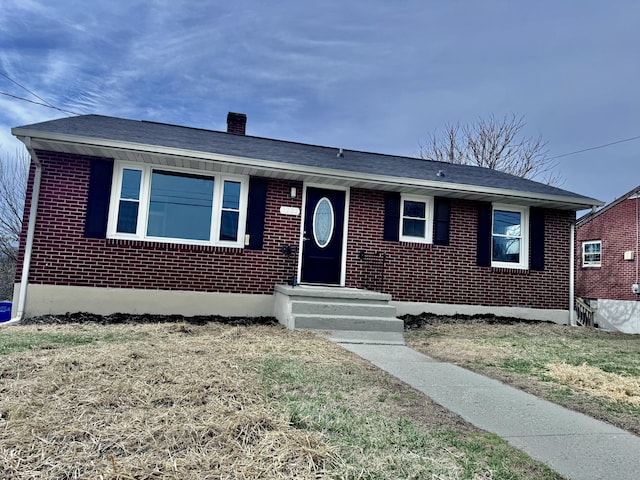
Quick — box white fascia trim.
[13,129,603,210]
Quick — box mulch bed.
[401,312,552,330]
[20,312,279,326]
[20,311,553,329]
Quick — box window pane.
[584,243,600,254]
[116,200,139,233]
[404,200,426,219]
[147,171,214,241]
[121,169,141,200]
[403,218,425,238]
[493,237,520,263]
[220,211,239,241]
[223,181,241,210]
[313,197,334,248]
[493,210,521,236]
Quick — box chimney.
[226,112,247,135]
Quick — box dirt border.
[400,312,553,330]
[19,312,279,326]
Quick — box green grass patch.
[501,358,535,374]
[254,354,562,479]
[0,329,146,355]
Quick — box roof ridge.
[138,117,449,165]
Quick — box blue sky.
[1,1,638,207]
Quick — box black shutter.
[84,159,114,238]
[245,177,268,250]
[433,197,451,245]
[529,207,545,271]
[476,202,492,267]
[383,192,400,241]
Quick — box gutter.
[4,137,42,325]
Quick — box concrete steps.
[274,285,404,334]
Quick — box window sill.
[398,240,434,249]
[105,238,245,254]
[490,266,531,275]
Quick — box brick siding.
[346,188,573,309]
[17,151,573,310]
[17,151,303,294]
[576,197,640,301]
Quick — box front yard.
[0,319,561,480]
[405,315,640,435]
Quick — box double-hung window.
[582,240,601,267]
[108,163,248,247]
[399,194,433,243]
[491,205,528,269]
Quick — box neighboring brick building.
[576,186,640,333]
[10,113,600,324]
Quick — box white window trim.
[107,161,249,248]
[582,240,602,268]
[399,194,434,244]
[491,204,529,270]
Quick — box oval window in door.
[313,197,334,248]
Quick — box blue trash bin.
[0,301,12,322]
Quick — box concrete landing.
[340,343,640,480]
[323,330,405,345]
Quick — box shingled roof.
[12,114,602,211]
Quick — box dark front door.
[300,187,346,284]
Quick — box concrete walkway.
[339,342,640,480]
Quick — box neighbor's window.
[400,194,433,243]
[582,241,601,267]
[492,205,528,269]
[109,163,247,247]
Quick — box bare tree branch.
[0,149,28,300]
[419,114,562,186]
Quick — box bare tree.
[0,150,29,300]
[420,114,561,185]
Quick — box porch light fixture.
[337,148,344,158]
[290,187,297,198]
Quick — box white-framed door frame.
[297,183,350,286]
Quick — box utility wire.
[551,135,640,159]
[0,90,82,116]
[0,71,56,108]
[2,69,639,158]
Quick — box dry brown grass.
[545,363,640,406]
[406,319,640,435]
[0,323,333,479]
[1,320,568,480]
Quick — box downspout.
[5,137,42,325]
[569,220,575,326]
[635,190,640,283]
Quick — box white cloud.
[0,0,639,204]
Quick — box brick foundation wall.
[576,198,640,301]
[17,151,573,310]
[17,151,302,295]
[346,188,573,310]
